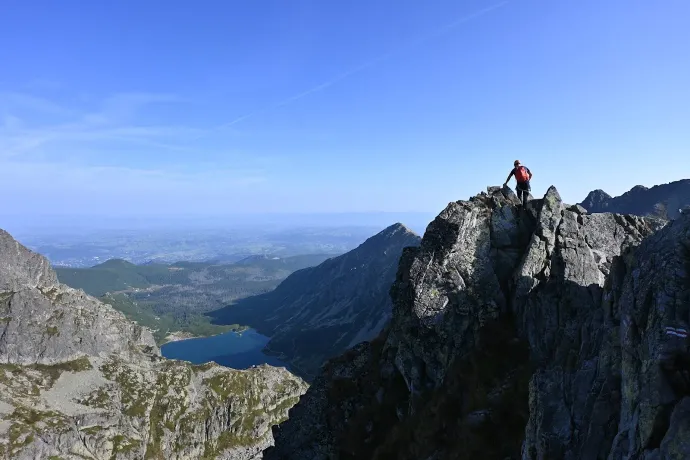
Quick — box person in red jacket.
[504,160,533,206]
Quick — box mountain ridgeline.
[209,223,422,380]
[579,178,690,219]
[265,185,690,460]
[0,229,307,459]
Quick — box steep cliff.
[209,223,421,379]
[580,178,690,219]
[0,229,307,459]
[266,185,690,460]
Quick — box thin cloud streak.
[214,1,509,130]
[0,122,205,158]
[0,91,205,158]
[0,91,76,117]
[0,160,267,191]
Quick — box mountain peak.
[376,222,417,239]
[93,258,136,269]
[209,222,422,379]
[580,189,612,210]
[585,188,611,199]
[354,222,421,256]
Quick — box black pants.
[516,181,530,206]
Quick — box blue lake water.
[160,328,287,369]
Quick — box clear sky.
[1,0,689,222]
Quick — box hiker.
[504,160,532,206]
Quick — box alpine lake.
[160,328,287,369]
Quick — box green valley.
[55,254,334,343]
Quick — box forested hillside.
[56,254,333,342]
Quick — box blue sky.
[1,0,689,222]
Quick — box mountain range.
[208,223,422,380]
[579,178,690,219]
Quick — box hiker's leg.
[517,184,528,206]
[522,186,528,206]
[522,181,532,206]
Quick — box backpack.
[515,166,529,183]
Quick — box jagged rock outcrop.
[580,178,690,220]
[209,223,421,380]
[265,184,690,460]
[0,229,307,459]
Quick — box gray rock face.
[1,229,154,365]
[0,229,307,459]
[266,185,689,460]
[0,230,57,292]
[580,178,690,220]
[1,287,156,365]
[209,223,421,380]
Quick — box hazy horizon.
[4,210,435,235]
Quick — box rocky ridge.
[209,223,421,380]
[580,178,690,219]
[265,184,690,459]
[0,229,307,459]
